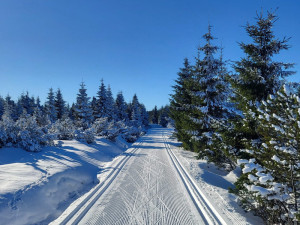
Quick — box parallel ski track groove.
[162,132,228,225]
[57,141,144,225]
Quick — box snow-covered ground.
[0,136,128,225]
[166,131,263,224]
[0,127,263,225]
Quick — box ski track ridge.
[162,131,229,225]
[55,140,144,225]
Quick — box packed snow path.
[55,128,226,225]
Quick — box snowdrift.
[0,137,127,225]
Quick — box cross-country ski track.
[52,127,228,225]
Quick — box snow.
[283,84,292,96]
[257,173,274,184]
[272,155,281,163]
[250,185,269,197]
[0,137,127,225]
[167,130,262,224]
[0,127,264,225]
[262,143,268,148]
[272,124,285,134]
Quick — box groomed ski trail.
[53,127,227,225]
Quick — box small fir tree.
[236,85,300,223]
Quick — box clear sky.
[0,0,299,110]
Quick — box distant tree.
[152,106,159,124]
[95,79,107,119]
[140,104,149,127]
[106,85,117,121]
[75,82,93,129]
[0,96,4,118]
[115,92,128,121]
[18,92,35,115]
[55,88,66,120]
[45,88,57,123]
[159,106,169,127]
[91,97,97,120]
[131,94,142,126]
[69,103,76,120]
[36,96,41,109]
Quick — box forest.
[0,80,149,151]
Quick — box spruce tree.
[5,95,18,120]
[45,88,57,123]
[115,92,128,122]
[232,12,294,110]
[75,82,93,129]
[237,85,300,223]
[169,58,193,148]
[95,79,107,119]
[186,26,230,158]
[231,11,296,223]
[220,12,295,171]
[131,94,142,126]
[18,92,35,115]
[140,104,149,127]
[152,106,159,124]
[106,85,117,121]
[0,96,4,118]
[159,106,170,128]
[55,88,65,120]
[91,97,97,121]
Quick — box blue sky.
[0,0,299,110]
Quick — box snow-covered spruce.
[180,26,231,165]
[236,85,300,223]
[0,112,54,152]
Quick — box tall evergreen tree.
[95,79,107,119]
[186,26,230,158]
[105,85,117,121]
[226,12,295,166]
[45,88,57,122]
[169,58,193,148]
[232,12,294,110]
[0,96,5,118]
[159,106,170,128]
[140,104,149,127]
[75,82,93,128]
[91,97,97,121]
[152,106,159,124]
[69,103,76,120]
[115,92,128,122]
[230,12,296,224]
[18,92,35,116]
[55,88,65,120]
[131,94,142,126]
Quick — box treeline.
[148,105,172,127]
[170,11,300,223]
[0,80,149,152]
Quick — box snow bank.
[0,137,127,225]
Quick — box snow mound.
[0,137,126,225]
